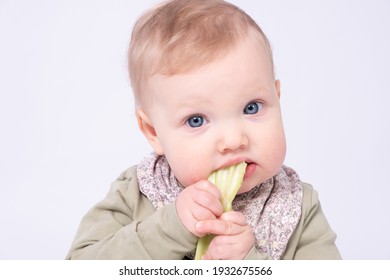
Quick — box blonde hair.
[128,0,273,107]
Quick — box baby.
[67,0,341,260]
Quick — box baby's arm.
[66,167,197,259]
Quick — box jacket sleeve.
[66,166,198,259]
[291,183,342,259]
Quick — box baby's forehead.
[158,28,273,76]
[147,32,275,103]
[156,28,272,76]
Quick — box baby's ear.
[275,79,281,99]
[136,109,164,155]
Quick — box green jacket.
[66,166,341,259]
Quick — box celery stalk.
[194,162,247,260]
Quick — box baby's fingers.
[219,211,248,226]
[196,215,244,236]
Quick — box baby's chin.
[238,169,277,194]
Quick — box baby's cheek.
[268,138,286,169]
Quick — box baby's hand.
[176,180,224,237]
[196,211,254,260]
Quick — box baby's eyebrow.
[175,103,205,116]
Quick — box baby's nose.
[217,125,248,153]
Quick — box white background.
[0,0,389,259]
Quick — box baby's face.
[139,31,286,193]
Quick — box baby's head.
[128,0,274,108]
[128,0,285,192]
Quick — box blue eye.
[186,115,205,128]
[244,102,262,115]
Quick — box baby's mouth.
[244,162,256,179]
